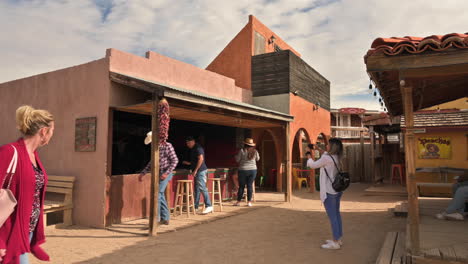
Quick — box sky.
[1,0,467,110]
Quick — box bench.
[416,183,452,197]
[44,175,75,226]
[376,232,407,264]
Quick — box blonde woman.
[0,106,54,264]
[307,138,344,250]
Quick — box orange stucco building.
[0,15,330,227]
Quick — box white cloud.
[1,0,467,110]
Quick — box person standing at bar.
[139,131,179,225]
[182,137,213,214]
[234,138,260,207]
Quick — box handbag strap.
[2,145,18,189]
[323,167,333,184]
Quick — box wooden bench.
[44,175,75,226]
[376,232,407,264]
[417,183,452,197]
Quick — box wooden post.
[360,131,365,182]
[149,93,161,236]
[285,122,292,202]
[401,83,420,255]
[369,126,376,183]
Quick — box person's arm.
[193,154,204,175]
[235,149,242,163]
[255,150,260,161]
[163,144,179,177]
[307,156,329,169]
[0,145,14,259]
[138,161,151,181]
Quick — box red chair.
[391,164,406,185]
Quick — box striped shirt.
[141,142,179,176]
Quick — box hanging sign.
[417,137,451,159]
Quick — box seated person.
[436,172,468,221]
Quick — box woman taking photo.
[0,105,54,264]
[234,138,260,207]
[307,138,344,250]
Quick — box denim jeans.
[19,232,33,264]
[324,192,343,241]
[159,173,173,222]
[447,186,468,214]
[237,170,257,202]
[194,170,211,209]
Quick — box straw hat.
[144,131,152,145]
[244,138,256,147]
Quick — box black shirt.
[190,144,207,172]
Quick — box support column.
[285,122,292,202]
[360,130,365,182]
[149,93,161,236]
[369,126,376,183]
[401,83,420,255]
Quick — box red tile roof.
[365,33,468,59]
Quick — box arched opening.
[292,128,312,168]
[256,130,279,191]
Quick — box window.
[254,31,266,55]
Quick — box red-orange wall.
[206,15,301,90]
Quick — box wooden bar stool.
[391,164,406,185]
[173,180,196,217]
[210,178,223,212]
[243,182,256,202]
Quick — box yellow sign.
[417,137,451,159]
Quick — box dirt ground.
[31,184,406,264]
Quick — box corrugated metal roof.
[110,71,294,121]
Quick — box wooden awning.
[110,72,293,129]
[365,48,468,116]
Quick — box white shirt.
[307,152,339,203]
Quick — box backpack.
[323,155,350,192]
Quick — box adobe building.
[0,15,330,228]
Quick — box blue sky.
[1,0,467,110]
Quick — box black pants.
[237,170,257,202]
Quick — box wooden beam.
[366,49,468,72]
[401,83,420,255]
[149,93,161,237]
[370,126,376,182]
[402,63,468,78]
[360,131,365,182]
[285,122,292,202]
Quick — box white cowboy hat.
[144,131,152,145]
[244,138,256,147]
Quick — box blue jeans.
[19,232,33,264]
[324,192,343,241]
[159,173,173,221]
[447,186,468,214]
[194,170,211,209]
[237,170,257,202]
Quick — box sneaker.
[325,240,343,246]
[247,202,253,207]
[435,212,447,220]
[158,220,169,225]
[445,212,464,221]
[202,206,214,214]
[233,202,240,207]
[321,241,341,250]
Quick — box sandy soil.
[31,184,406,264]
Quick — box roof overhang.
[365,48,468,116]
[109,72,294,129]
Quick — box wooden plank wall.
[251,50,330,111]
[342,143,403,183]
[251,51,290,96]
[289,51,330,110]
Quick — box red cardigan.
[0,138,49,264]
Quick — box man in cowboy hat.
[139,131,179,225]
[182,136,213,214]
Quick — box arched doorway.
[257,130,278,191]
[292,128,311,167]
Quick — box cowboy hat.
[144,131,152,145]
[244,138,256,147]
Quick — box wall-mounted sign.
[407,128,426,134]
[417,137,451,159]
[75,117,97,152]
